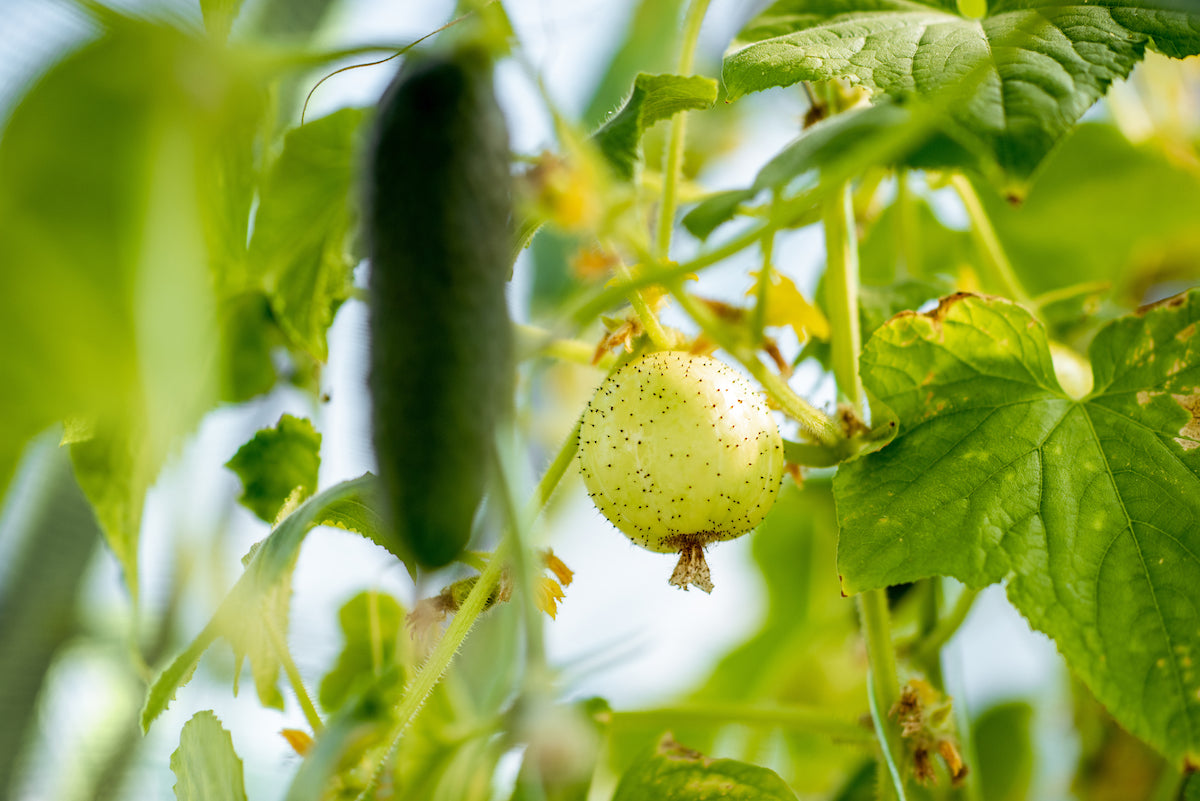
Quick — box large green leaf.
[141,475,385,731]
[592,73,718,180]
[723,1,1200,187]
[247,108,366,361]
[226,414,322,524]
[170,711,248,801]
[612,736,798,801]
[835,290,1200,765]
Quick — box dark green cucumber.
[365,48,513,569]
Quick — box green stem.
[493,432,547,676]
[904,587,981,666]
[265,615,324,734]
[531,416,583,515]
[949,174,1029,304]
[655,0,712,258]
[515,323,615,370]
[866,665,909,801]
[608,703,875,743]
[895,170,921,277]
[751,201,778,342]
[668,284,844,446]
[823,178,907,797]
[357,540,510,799]
[571,216,780,328]
[917,579,945,690]
[824,183,863,410]
[860,595,907,801]
[616,263,674,350]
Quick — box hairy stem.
[357,541,510,799]
[265,615,324,733]
[616,263,674,350]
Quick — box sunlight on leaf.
[836,290,1200,765]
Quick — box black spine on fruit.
[365,48,513,569]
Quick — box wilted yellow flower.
[541,549,574,587]
[280,728,313,756]
[749,270,829,342]
[536,577,566,619]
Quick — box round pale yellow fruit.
[578,351,785,592]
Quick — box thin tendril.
[299,4,487,124]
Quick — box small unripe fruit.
[578,351,785,592]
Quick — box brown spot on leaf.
[656,733,710,764]
[1177,322,1196,342]
[1135,292,1188,316]
[1136,390,1163,406]
[1172,393,1200,450]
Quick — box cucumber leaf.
[593,73,718,180]
[248,108,366,362]
[226,414,322,524]
[835,290,1200,765]
[723,1,1200,188]
[318,591,405,712]
[170,711,248,801]
[613,735,798,801]
[141,475,385,731]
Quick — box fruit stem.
[667,282,845,446]
[616,262,674,351]
[949,174,1030,304]
[655,0,712,260]
[606,703,874,743]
